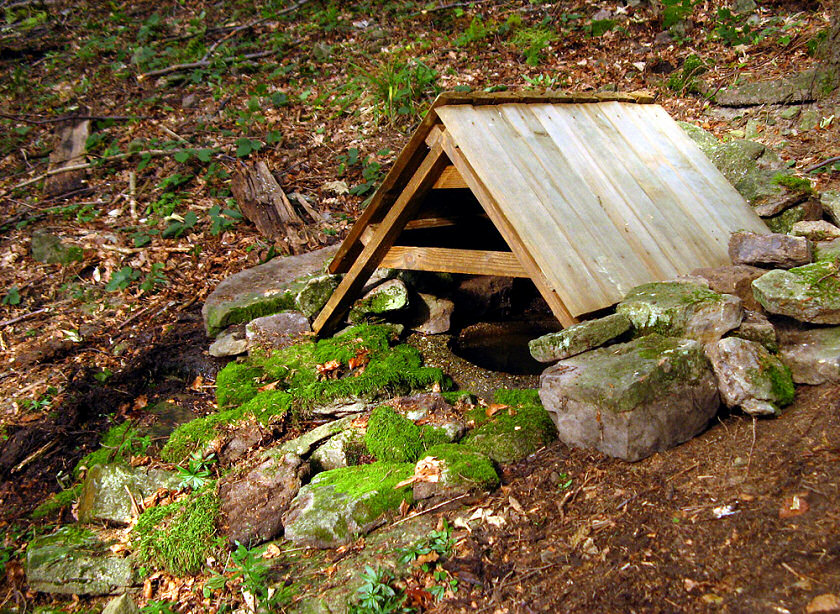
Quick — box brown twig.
[0,307,49,328]
[389,493,471,527]
[0,112,147,125]
[805,155,840,173]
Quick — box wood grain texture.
[432,165,468,189]
[379,246,528,277]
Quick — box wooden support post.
[313,143,450,335]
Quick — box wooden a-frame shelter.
[313,91,769,335]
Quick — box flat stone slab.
[706,337,794,416]
[728,231,812,269]
[539,334,719,462]
[529,313,631,363]
[218,451,306,546]
[410,292,454,335]
[202,245,339,336]
[209,325,248,357]
[752,262,840,324]
[277,414,359,457]
[26,527,133,595]
[814,238,840,263]
[246,310,311,351]
[821,190,840,226]
[616,281,742,343]
[78,464,181,524]
[730,310,778,352]
[778,325,840,385]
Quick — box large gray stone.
[539,334,719,462]
[778,325,840,384]
[706,337,794,416]
[691,264,766,312]
[791,220,840,242]
[814,238,840,263]
[348,279,409,323]
[529,313,631,363]
[102,594,139,614]
[277,414,359,456]
[246,311,311,351]
[218,451,307,546]
[409,293,454,335]
[283,462,414,548]
[730,310,778,352]
[752,262,840,324]
[30,230,83,265]
[728,231,812,269]
[821,190,840,226]
[412,444,499,501]
[209,325,248,357]
[616,281,743,343]
[202,245,339,336]
[78,464,181,524]
[310,428,367,473]
[714,71,820,107]
[764,200,823,234]
[25,527,134,595]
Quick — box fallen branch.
[0,307,49,328]
[805,155,840,173]
[0,112,147,125]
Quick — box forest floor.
[0,0,839,612]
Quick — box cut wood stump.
[44,107,90,197]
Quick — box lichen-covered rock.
[412,444,499,500]
[26,527,133,595]
[246,311,311,351]
[616,281,743,343]
[730,310,778,352]
[764,200,823,234]
[30,230,83,265]
[348,279,409,323]
[310,428,367,473]
[278,414,359,456]
[791,220,840,242]
[728,231,811,269]
[752,262,840,324]
[778,325,840,384]
[409,293,455,335]
[529,313,631,363]
[822,190,840,226]
[713,72,819,107]
[78,464,181,524]
[218,451,307,546]
[814,238,840,263]
[539,334,719,462]
[706,337,794,416]
[460,398,557,464]
[282,462,414,548]
[691,264,767,311]
[202,245,338,336]
[296,274,342,318]
[102,594,139,614]
[364,405,450,463]
[209,325,248,357]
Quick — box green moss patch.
[74,420,151,477]
[133,487,223,576]
[461,389,557,464]
[312,462,414,519]
[31,484,82,519]
[423,444,499,491]
[215,363,262,408]
[364,405,449,463]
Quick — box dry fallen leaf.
[485,403,508,418]
[395,456,442,488]
[262,543,281,559]
[190,375,204,391]
[316,359,341,380]
[132,394,148,411]
[348,348,370,370]
[414,551,439,567]
[806,593,840,613]
[258,380,280,392]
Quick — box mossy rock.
[132,487,224,575]
[78,464,182,524]
[414,444,499,499]
[26,526,133,595]
[364,405,450,463]
[348,279,410,323]
[813,238,840,264]
[752,262,840,324]
[282,462,414,548]
[30,231,84,265]
[74,421,152,478]
[215,363,263,408]
[616,281,742,343]
[529,313,631,362]
[31,484,82,520]
[461,390,557,464]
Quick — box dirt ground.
[2,0,840,611]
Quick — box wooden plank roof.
[317,92,768,334]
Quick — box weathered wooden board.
[379,246,528,277]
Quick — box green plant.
[2,285,21,306]
[350,566,411,614]
[338,147,391,196]
[106,266,140,292]
[667,54,708,94]
[208,203,242,235]
[162,210,198,239]
[455,16,493,47]
[588,19,616,37]
[396,521,454,570]
[661,0,696,29]
[557,472,573,490]
[177,451,216,490]
[235,137,263,158]
[512,27,555,66]
[523,73,563,89]
[20,387,57,412]
[140,601,177,614]
[357,57,440,126]
[713,7,762,46]
[140,263,168,293]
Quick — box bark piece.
[44,109,90,196]
[231,161,305,248]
